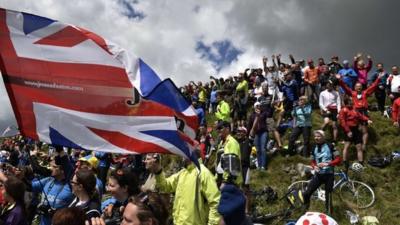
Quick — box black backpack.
[368,155,391,168]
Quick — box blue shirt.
[94,152,111,168]
[279,80,299,102]
[369,71,389,87]
[101,197,117,212]
[210,90,217,103]
[96,177,103,199]
[292,104,312,127]
[338,68,358,92]
[195,107,206,126]
[312,143,338,174]
[32,177,74,225]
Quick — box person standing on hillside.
[327,56,343,75]
[303,59,320,106]
[369,63,390,114]
[277,72,299,119]
[302,130,341,215]
[353,53,372,90]
[319,81,341,143]
[146,150,221,225]
[215,92,231,123]
[338,60,358,96]
[288,96,312,157]
[215,121,242,187]
[339,97,371,173]
[247,102,268,170]
[337,73,383,153]
[388,65,400,102]
[391,88,400,128]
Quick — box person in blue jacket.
[31,147,74,225]
[302,130,341,215]
[278,72,299,119]
[287,96,312,157]
[338,60,358,93]
[94,152,112,191]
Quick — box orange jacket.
[304,67,319,85]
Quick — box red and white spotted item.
[295,212,338,225]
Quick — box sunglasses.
[70,180,80,186]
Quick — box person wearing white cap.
[247,101,268,170]
[302,130,341,215]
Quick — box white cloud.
[0,73,18,133]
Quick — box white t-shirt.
[389,74,400,93]
[319,89,341,112]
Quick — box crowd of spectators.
[0,53,399,225]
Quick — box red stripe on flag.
[34,25,88,47]
[89,127,170,154]
[4,59,132,88]
[78,27,112,55]
[8,84,176,116]
[178,132,196,147]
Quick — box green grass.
[247,110,400,224]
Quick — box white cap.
[314,130,325,138]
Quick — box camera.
[104,209,123,225]
[37,204,57,217]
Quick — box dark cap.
[216,120,231,130]
[218,184,247,225]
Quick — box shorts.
[266,117,277,132]
[344,126,362,144]
[356,108,369,125]
[321,109,338,122]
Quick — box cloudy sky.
[0,0,399,133]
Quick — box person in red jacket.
[339,97,372,173]
[336,73,383,152]
[392,94,400,128]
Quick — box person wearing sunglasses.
[69,169,101,220]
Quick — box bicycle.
[249,187,304,225]
[288,170,375,209]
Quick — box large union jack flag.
[0,8,199,162]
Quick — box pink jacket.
[354,59,372,85]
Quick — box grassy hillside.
[247,109,400,224]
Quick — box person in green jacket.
[215,121,243,187]
[235,73,249,95]
[145,152,221,225]
[215,92,231,122]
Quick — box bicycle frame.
[332,170,349,190]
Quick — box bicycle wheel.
[339,180,375,209]
[287,180,319,200]
[251,208,293,225]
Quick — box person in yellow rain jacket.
[215,121,243,187]
[145,152,221,225]
[215,92,231,122]
[235,73,249,95]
